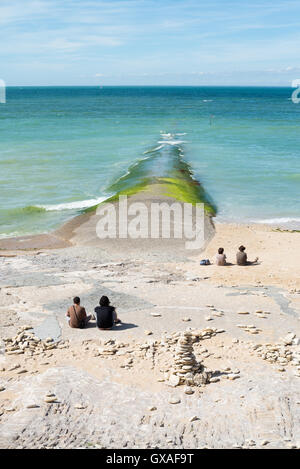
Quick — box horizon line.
[4,84,294,88]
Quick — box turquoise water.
[0,86,299,237]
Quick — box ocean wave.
[143,145,165,154]
[158,132,186,146]
[159,131,187,138]
[6,206,47,215]
[157,140,186,145]
[251,217,300,224]
[37,196,107,211]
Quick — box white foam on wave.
[251,217,300,224]
[143,145,165,154]
[160,131,187,139]
[157,140,186,145]
[37,196,107,211]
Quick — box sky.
[1,0,300,86]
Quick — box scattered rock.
[227,374,240,380]
[209,377,220,383]
[168,374,180,387]
[189,415,199,422]
[74,403,87,409]
[282,333,296,346]
[8,364,20,371]
[169,397,181,404]
[184,386,194,395]
[261,440,270,446]
[4,406,16,412]
[3,327,68,357]
[44,392,57,403]
[44,397,57,403]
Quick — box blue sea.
[0,86,299,238]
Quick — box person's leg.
[85,315,92,325]
[113,310,121,324]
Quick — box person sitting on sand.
[236,245,258,266]
[94,296,121,330]
[67,296,92,329]
[215,247,227,266]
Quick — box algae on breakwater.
[83,137,217,216]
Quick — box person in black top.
[94,296,121,330]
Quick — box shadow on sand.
[219,261,261,267]
[85,321,138,331]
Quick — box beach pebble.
[209,377,220,383]
[4,406,16,412]
[227,374,240,380]
[144,330,153,336]
[8,364,20,371]
[44,392,57,403]
[189,416,199,422]
[26,403,39,409]
[74,403,87,409]
[44,397,57,403]
[169,397,181,404]
[168,374,180,387]
[150,313,161,317]
[0,386,5,392]
[182,317,191,322]
[148,406,157,411]
[282,333,296,345]
[184,386,194,395]
[261,440,270,446]
[246,439,256,447]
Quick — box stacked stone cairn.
[168,330,211,387]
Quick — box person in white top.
[215,247,226,266]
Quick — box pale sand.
[0,195,299,448]
[182,222,300,291]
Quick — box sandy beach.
[0,194,299,449]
